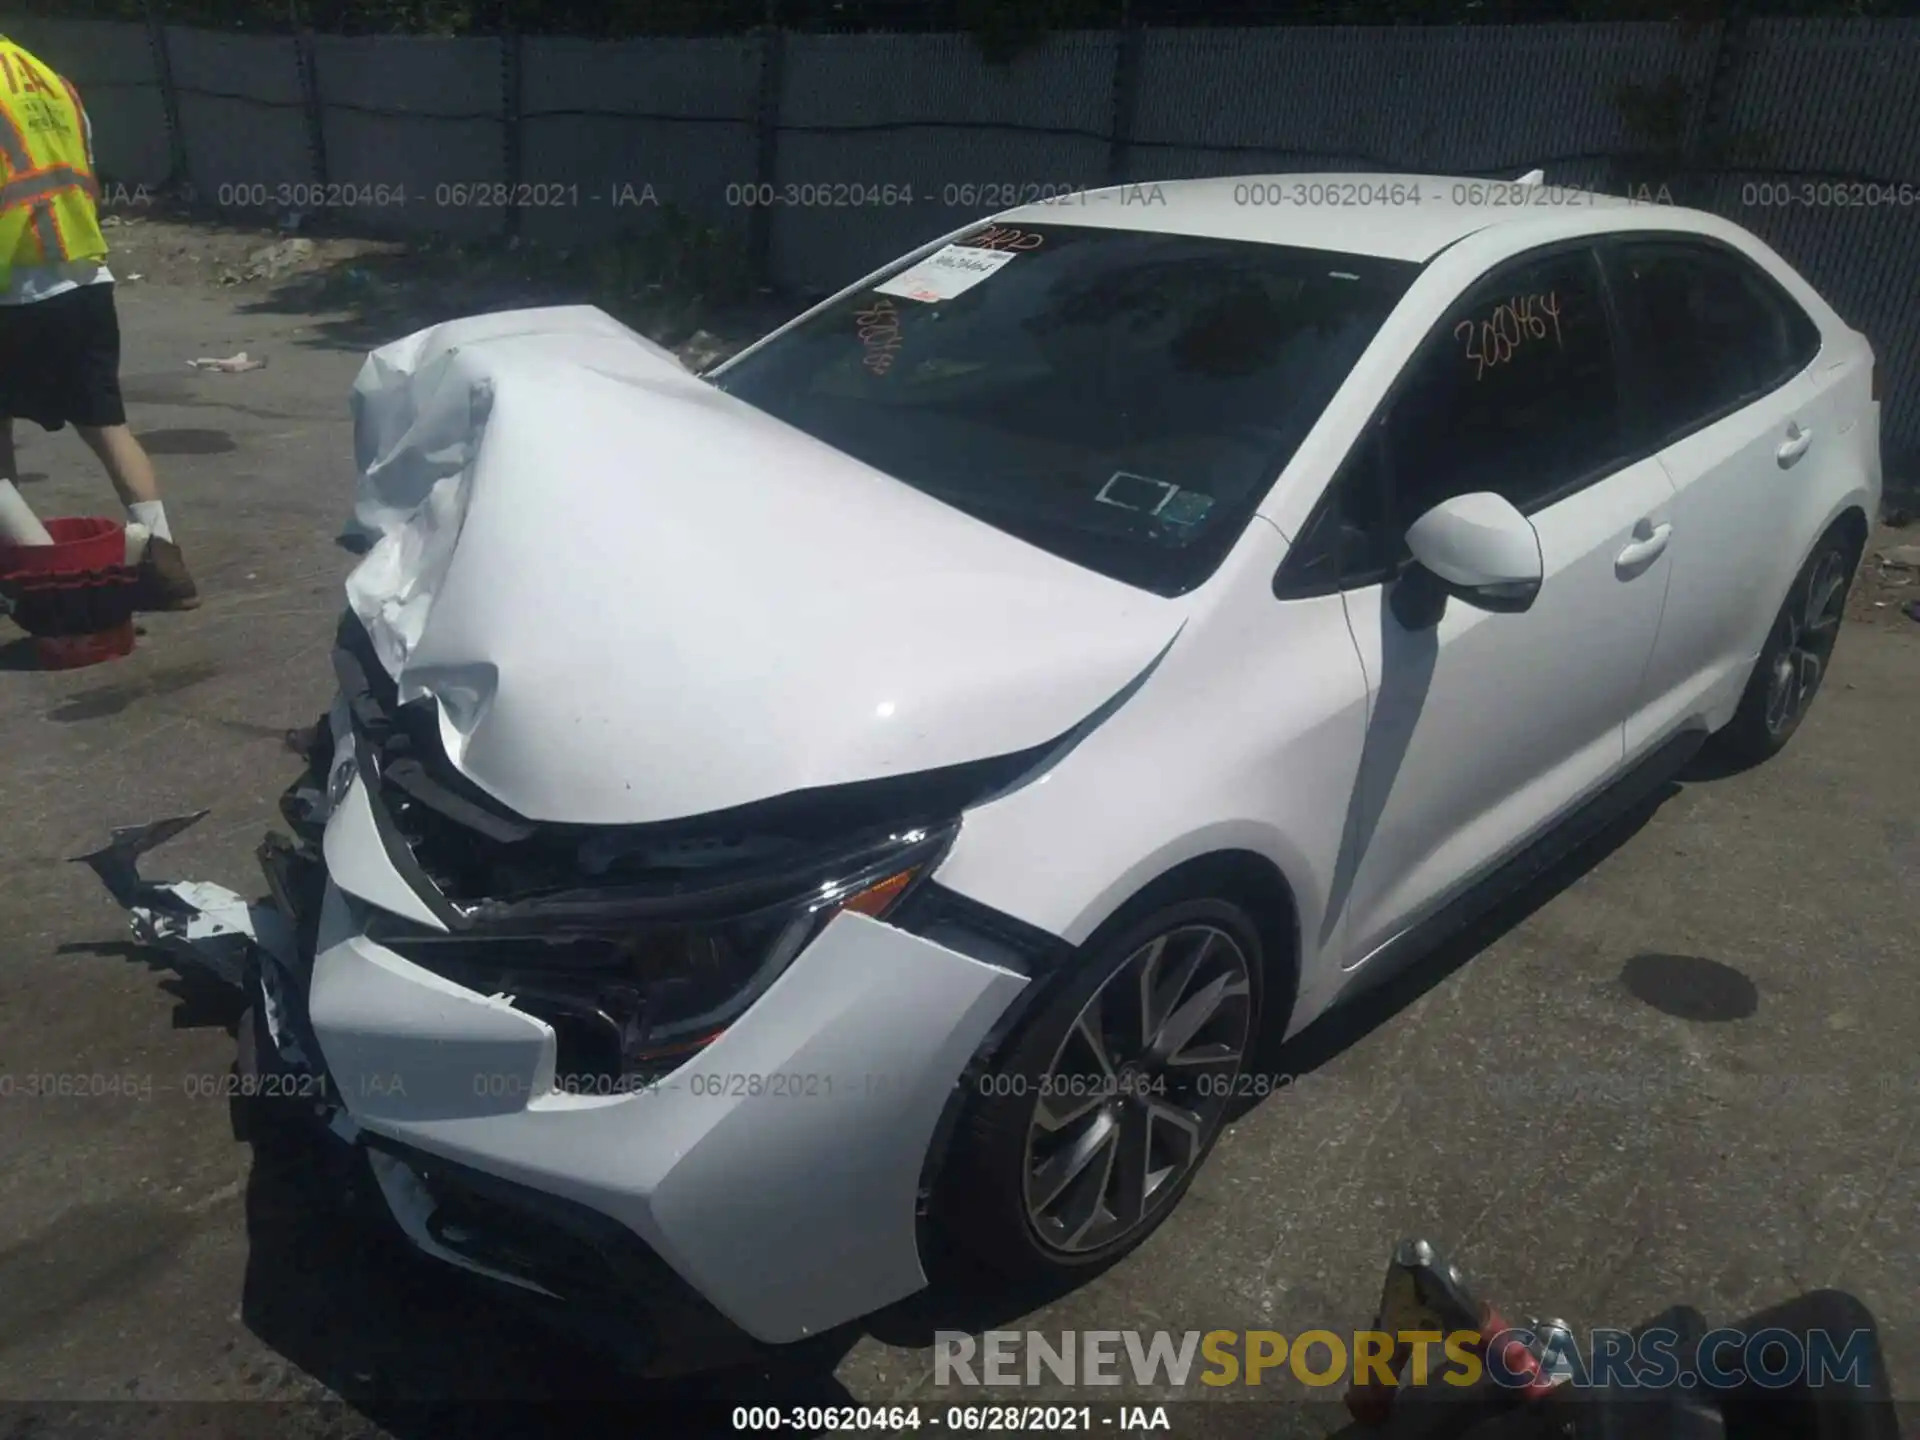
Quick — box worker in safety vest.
[0,34,198,609]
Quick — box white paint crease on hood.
[343,306,1183,826]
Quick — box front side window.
[1380,246,1626,535]
[714,224,1417,596]
[1277,246,1626,592]
[1608,239,1823,445]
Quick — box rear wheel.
[1712,527,1858,766]
[935,897,1262,1275]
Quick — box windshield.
[714,223,1418,595]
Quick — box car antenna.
[1513,168,1546,185]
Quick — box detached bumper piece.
[75,800,765,1376]
[72,808,332,1089]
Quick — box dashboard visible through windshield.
[714,222,1418,595]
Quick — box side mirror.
[1403,491,1543,614]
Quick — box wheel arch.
[1743,497,1874,672]
[1071,848,1304,1043]
[913,846,1305,1277]
[1828,502,1870,559]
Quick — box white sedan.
[177,172,1882,1362]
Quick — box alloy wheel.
[1021,924,1254,1256]
[1763,547,1849,736]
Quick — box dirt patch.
[98,194,806,368]
[99,210,399,291]
[1851,517,1920,630]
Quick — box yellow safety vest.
[0,36,107,289]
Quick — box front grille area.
[327,609,962,1089]
[364,909,800,1089]
[332,607,1036,908]
[367,928,648,1088]
[335,614,820,905]
[333,613,560,904]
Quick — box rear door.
[1601,237,1835,758]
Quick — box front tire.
[1712,527,1859,767]
[935,897,1263,1277]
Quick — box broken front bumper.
[307,854,1027,1345]
[87,766,1031,1351]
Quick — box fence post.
[750,0,783,287]
[142,0,190,196]
[1693,14,1750,176]
[501,9,523,241]
[291,2,329,189]
[1106,1,1143,188]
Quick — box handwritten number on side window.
[1455,291,1563,380]
[855,298,903,376]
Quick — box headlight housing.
[365,823,953,1086]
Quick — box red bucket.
[0,516,127,578]
[0,518,138,670]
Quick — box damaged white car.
[89,175,1880,1365]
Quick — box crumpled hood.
[344,306,1184,826]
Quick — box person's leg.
[75,421,163,515]
[0,299,66,545]
[67,283,198,608]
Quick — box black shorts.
[0,281,127,432]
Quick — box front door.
[1324,244,1677,966]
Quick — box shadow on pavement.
[0,635,41,670]
[54,937,250,1034]
[235,1117,865,1437]
[1240,777,1683,1122]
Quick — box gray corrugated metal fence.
[4,14,1916,470]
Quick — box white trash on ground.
[188,351,267,372]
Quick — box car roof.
[996,173,1673,263]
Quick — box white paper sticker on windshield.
[874,244,1018,303]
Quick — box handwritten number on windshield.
[959,225,1044,252]
[1455,291,1562,380]
[855,298,903,375]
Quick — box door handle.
[1615,521,1672,573]
[1777,423,1814,465]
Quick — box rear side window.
[1608,239,1823,445]
[1381,246,1626,528]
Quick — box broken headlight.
[363,823,953,1085]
